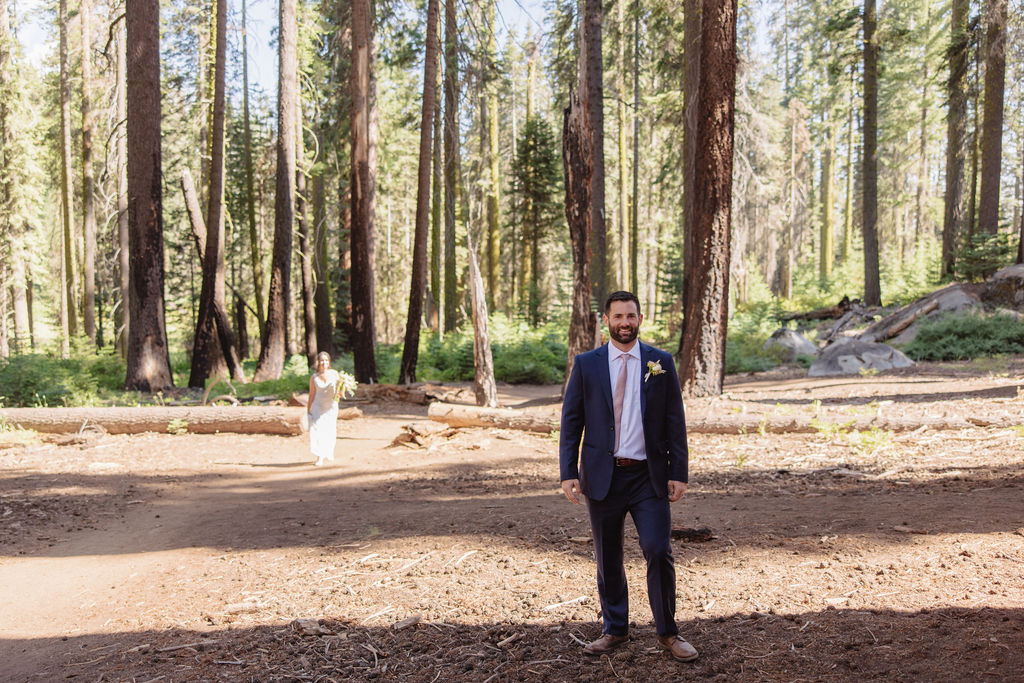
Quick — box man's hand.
[561,479,581,505]
[668,480,687,502]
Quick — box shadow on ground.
[2,606,1019,681]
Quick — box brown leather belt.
[614,457,645,467]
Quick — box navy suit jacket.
[559,342,689,502]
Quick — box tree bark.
[563,89,593,389]
[116,15,129,358]
[398,0,439,384]
[582,0,606,308]
[467,231,498,407]
[254,0,298,381]
[181,168,244,384]
[125,0,173,392]
[241,0,266,341]
[820,112,835,280]
[682,0,701,314]
[349,0,378,382]
[296,103,317,366]
[430,69,442,333]
[0,407,310,436]
[59,0,76,353]
[678,0,736,398]
[977,0,1006,236]
[81,0,97,345]
[942,0,969,277]
[312,171,334,355]
[484,0,500,310]
[190,0,244,387]
[861,0,881,306]
[442,0,458,333]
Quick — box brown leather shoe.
[583,633,628,655]
[657,634,698,662]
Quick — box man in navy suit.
[559,290,697,662]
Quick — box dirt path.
[1,373,1023,681]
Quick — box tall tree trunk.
[0,0,27,352]
[616,0,628,289]
[820,112,835,281]
[125,0,173,392]
[563,88,593,388]
[861,0,881,306]
[59,0,76,352]
[349,0,378,382]
[630,1,640,294]
[116,15,129,358]
[977,0,1006,236]
[398,0,439,384]
[843,68,855,262]
[241,0,266,341]
[682,0,701,312]
[679,0,736,398]
[430,77,442,333]
[484,0,500,310]
[296,103,317,365]
[442,0,458,332]
[467,230,497,406]
[81,0,97,345]
[254,0,297,381]
[913,4,932,249]
[190,0,244,387]
[942,0,969,277]
[966,42,982,241]
[312,171,334,355]
[582,0,606,308]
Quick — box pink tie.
[613,354,629,453]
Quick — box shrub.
[902,312,1024,361]
[0,354,102,406]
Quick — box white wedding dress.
[309,370,339,464]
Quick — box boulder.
[982,264,1024,309]
[764,328,818,360]
[808,340,914,377]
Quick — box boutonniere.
[644,360,665,382]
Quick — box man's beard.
[610,324,638,344]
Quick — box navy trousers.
[586,463,679,637]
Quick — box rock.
[983,264,1024,309]
[764,328,818,360]
[808,341,914,377]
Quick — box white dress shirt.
[607,340,646,461]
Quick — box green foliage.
[0,354,104,406]
[953,232,1016,282]
[724,301,790,374]
[166,418,189,435]
[902,312,1024,361]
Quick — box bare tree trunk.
[467,230,498,407]
[942,0,969,276]
[820,114,834,281]
[254,0,297,381]
[484,0,500,310]
[631,1,640,294]
[843,68,855,262]
[430,77,442,333]
[116,15,129,358]
[679,0,737,398]
[977,0,1006,237]
[241,0,266,341]
[81,0,97,345]
[349,0,378,382]
[563,89,593,389]
[296,103,317,365]
[59,0,76,352]
[125,0,173,392]
[682,0,702,318]
[582,0,606,308]
[398,0,439,384]
[312,171,334,355]
[861,0,881,306]
[442,0,458,333]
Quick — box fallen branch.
[156,639,220,653]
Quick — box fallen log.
[427,402,1023,434]
[778,296,857,322]
[0,405,361,435]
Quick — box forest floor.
[1,359,1023,681]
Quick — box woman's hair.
[316,351,331,364]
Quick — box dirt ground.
[1,360,1022,682]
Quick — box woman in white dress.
[307,352,340,466]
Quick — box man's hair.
[604,290,641,314]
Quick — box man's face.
[603,300,642,345]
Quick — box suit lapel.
[639,342,651,417]
[594,345,614,417]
